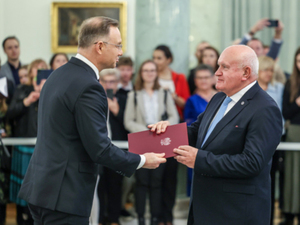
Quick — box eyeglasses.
[101,80,117,84]
[195,76,211,80]
[142,69,156,73]
[94,41,122,50]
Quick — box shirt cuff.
[244,33,252,40]
[137,155,146,169]
[273,38,283,44]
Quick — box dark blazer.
[187,83,282,225]
[18,57,141,217]
[0,62,18,97]
[109,90,129,143]
[6,84,38,137]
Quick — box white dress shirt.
[210,81,257,126]
[143,90,159,125]
[224,81,257,115]
[75,54,145,169]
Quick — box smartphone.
[37,69,53,85]
[267,19,278,27]
[106,89,114,100]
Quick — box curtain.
[221,0,300,73]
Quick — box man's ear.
[242,66,251,81]
[95,42,105,55]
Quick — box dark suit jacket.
[0,62,18,97]
[187,83,282,225]
[18,57,140,217]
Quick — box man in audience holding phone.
[239,18,284,60]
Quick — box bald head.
[222,45,259,77]
[78,16,119,48]
[215,45,258,96]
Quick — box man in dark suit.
[150,45,282,225]
[18,16,166,225]
[0,36,21,97]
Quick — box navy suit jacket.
[18,57,140,217]
[187,83,282,225]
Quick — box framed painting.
[51,2,127,53]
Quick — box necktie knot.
[223,97,232,107]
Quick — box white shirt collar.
[229,81,257,103]
[75,53,99,80]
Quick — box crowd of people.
[0,17,299,225]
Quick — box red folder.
[128,123,189,158]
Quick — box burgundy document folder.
[128,123,189,158]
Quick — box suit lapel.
[201,83,260,149]
[196,94,226,147]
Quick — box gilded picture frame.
[51,2,127,53]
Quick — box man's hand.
[148,121,170,134]
[142,152,166,169]
[295,96,300,107]
[174,145,198,168]
[23,91,40,107]
[249,18,270,35]
[274,20,284,40]
[107,97,119,116]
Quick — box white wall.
[189,0,222,69]
[0,0,136,65]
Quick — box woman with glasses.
[124,60,178,225]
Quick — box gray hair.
[78,16,119,48]
[100,68,120,80]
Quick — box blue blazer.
[187,83,282,225]
[18,57,140,217]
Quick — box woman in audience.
[184,64,217,126]
[257,56,285,225]
[184,64,217,197]
[152,45,188,225]
[188,41,210,94]
[200,46,220,72]
[282,47,300,225]
[49,53,68,70]
[124,60,178,225]
[258,56,284,109]
[7,59,47,225]
[189,46,219,94]
[153,45,190,121]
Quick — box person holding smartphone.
[98,68,129,225]
[239,18,284,60]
